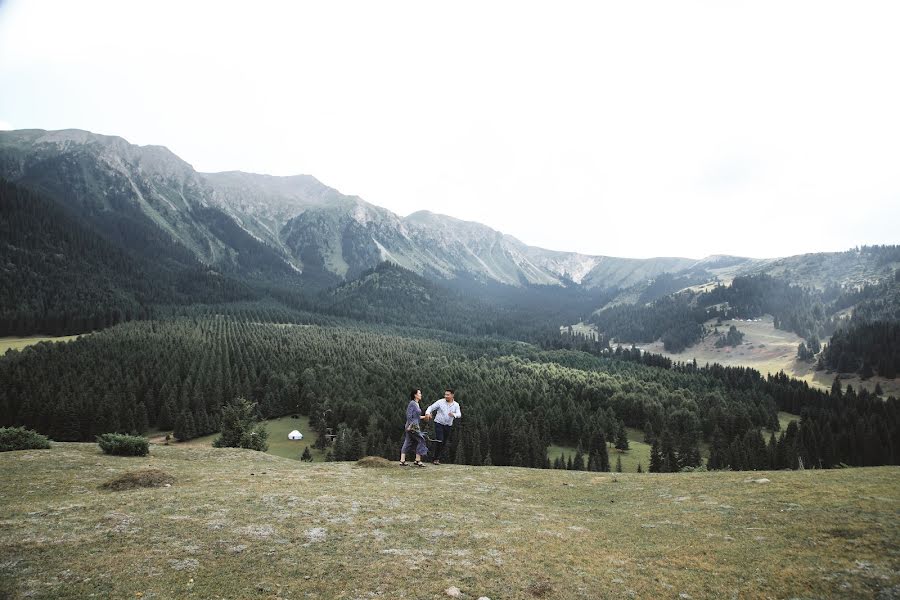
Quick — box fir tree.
[614,420,630,452]
[454,435,466,464]
[659,429,678,473]
[573,446,585,471]
[212,397,268,452]
[649,439,662,473]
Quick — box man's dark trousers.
[433,422,453,462]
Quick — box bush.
[97,433,149,456]
[680,464,708,473]
[0,427,51,452]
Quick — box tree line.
[2,309,896,471]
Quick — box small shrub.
[97,433,149,456]
[0,427,51,452]
[101,468,174,491]
[680,464,708,473]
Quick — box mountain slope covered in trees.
[0,178,259,335]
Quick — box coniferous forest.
[2,305,897,471]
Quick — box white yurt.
[288,430,304,441]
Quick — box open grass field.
[0,335,83,354]
[639,315,900,397]
[150,416,326,462]
[1,444,898,599]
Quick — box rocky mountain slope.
[0,129,720,290]
[2,128,896,297]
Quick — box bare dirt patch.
[100,469,174,491]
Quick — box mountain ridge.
[0,128,741,290]
[2,127,895,296]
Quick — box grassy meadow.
[1,444,898,599]
[0,335,83,354]
[150,415,326,462]
[640,315,900,397]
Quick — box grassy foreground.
[1,445,898,599]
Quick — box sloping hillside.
[1,445,897,599]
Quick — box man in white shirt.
[425,388,462,465]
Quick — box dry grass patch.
[355,456,394,468]
[100,468,175,491]
[526,580,553,597]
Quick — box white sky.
[1,1,898,259]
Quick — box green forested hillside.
[0,179,258,336]
[3,308,896,471]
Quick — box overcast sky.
[1,1,898,259]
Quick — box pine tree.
[135,403,149,435]
[614,420,630,452]
[454,435,466,464]
[660,429,677,473]
[767,432,778,469]
[212,397,268,452]
[636,462,643,473]
[707,427,727,470]
[643,421,655,445]
[469,434,482,466]
[301,446,313,462]
[174,410,195,441]
[573,447,585,471]
[649,439,662,473]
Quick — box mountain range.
[1,128,896,304]
[0,129,730,290]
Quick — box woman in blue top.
[399,388,431,467]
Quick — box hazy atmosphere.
[2,0,898,258]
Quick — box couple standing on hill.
[399,388,461,467]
